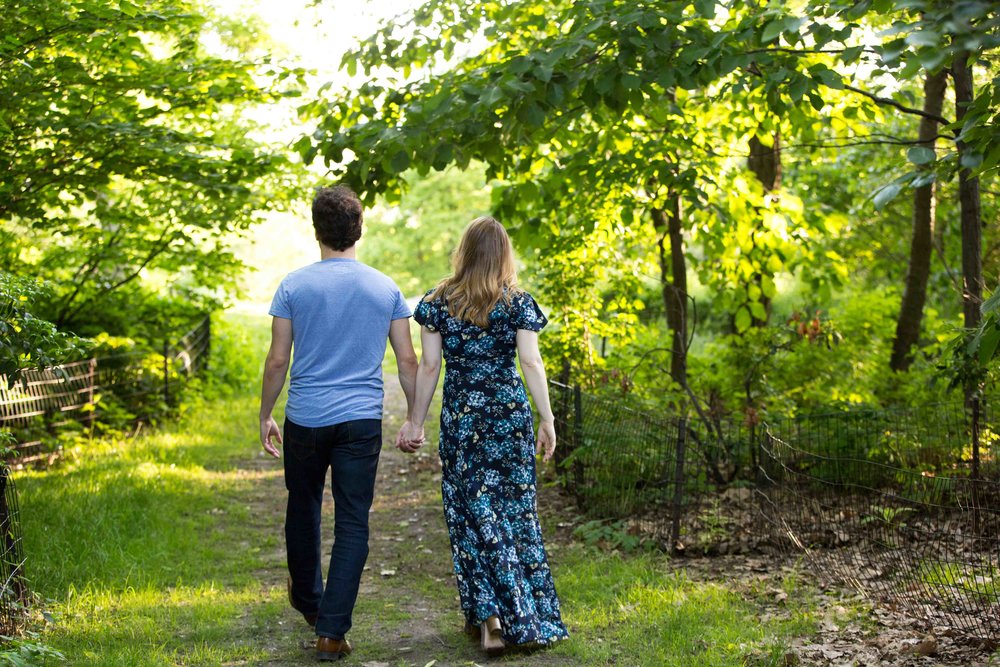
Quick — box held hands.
[260,415,282,458]
[396,419,425,454]
[536,420,557,462]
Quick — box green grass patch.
[541,546,815,667]
[18,386,298,665]
[15,310,824,665]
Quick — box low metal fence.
[0,316,211,463]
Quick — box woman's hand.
[535,420,556,462]
[396,420,425,453]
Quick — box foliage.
[941,286,1000,395]
[572,519,651,552]
[0,0,305,340]
[360,166,491,296]
[298,0,999,422]
[0,634,66,666]
[0,273,88,387]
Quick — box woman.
[402,216,569,655]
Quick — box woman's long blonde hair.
[429,216,520,327]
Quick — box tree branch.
[843,83,951,125]
[59,228,177,326]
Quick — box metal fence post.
[572,385,585,497]
[204,316,211,372]
[163,340,170,406]
[669,416,688,552]
[86,358,96,434]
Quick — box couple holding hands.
[258,185,568,661]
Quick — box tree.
[298,0,999,419]
[360,167,491,296]
[0,0,304,337]
[299,0,851,385]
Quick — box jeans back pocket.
[284,419,317,461]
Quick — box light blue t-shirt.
[268,258,410,428]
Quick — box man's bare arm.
[259,316,292,458]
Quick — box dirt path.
[244,380,574,666]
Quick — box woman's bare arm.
[516,329,556,461]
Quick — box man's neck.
[319,244,357,261]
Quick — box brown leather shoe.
[316,637,352,662]
[287,576,317,628]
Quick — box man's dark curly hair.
[312,185,363,250]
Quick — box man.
[258,185,421,662]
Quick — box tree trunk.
[953,49,983,516]
[890,69,948,372]
[747,132,781,326]
[748,133,782,191]
[652,195,688,387]
[953,53,983,330]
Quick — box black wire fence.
[0,316,211,464]
[550,381,1000,643]
[0,465,26,635]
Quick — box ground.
[14,316,1000,666]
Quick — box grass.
[12,311,825,666]
[548,549,814,666]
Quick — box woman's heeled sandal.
[480,615,506,656]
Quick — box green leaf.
[917,48,946,71]
[960,152,983,169]
[905,30,939,48]
[873,182,903,210]
[982,291,1000,316]
[482,85,504,107]
[694,0,716,19]
[389,150,410,173]
[735,306,752,332]
[761,20,783,44]
[979,326,1000,366]
[621,73,641,90]
[522,102,546,126]
[750,301,768,320]
[761,275,777,298]
[841,45,864,63]
[906,146,936,165]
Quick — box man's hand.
[396,420,425,454]
[260,415,282,458]
[535,420,556,463]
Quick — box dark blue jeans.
[283,417,381,639]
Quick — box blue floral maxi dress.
[413,290,569,646]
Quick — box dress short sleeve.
[413,290,440,332]
[512,292,548,332]
[268,280,292,319]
